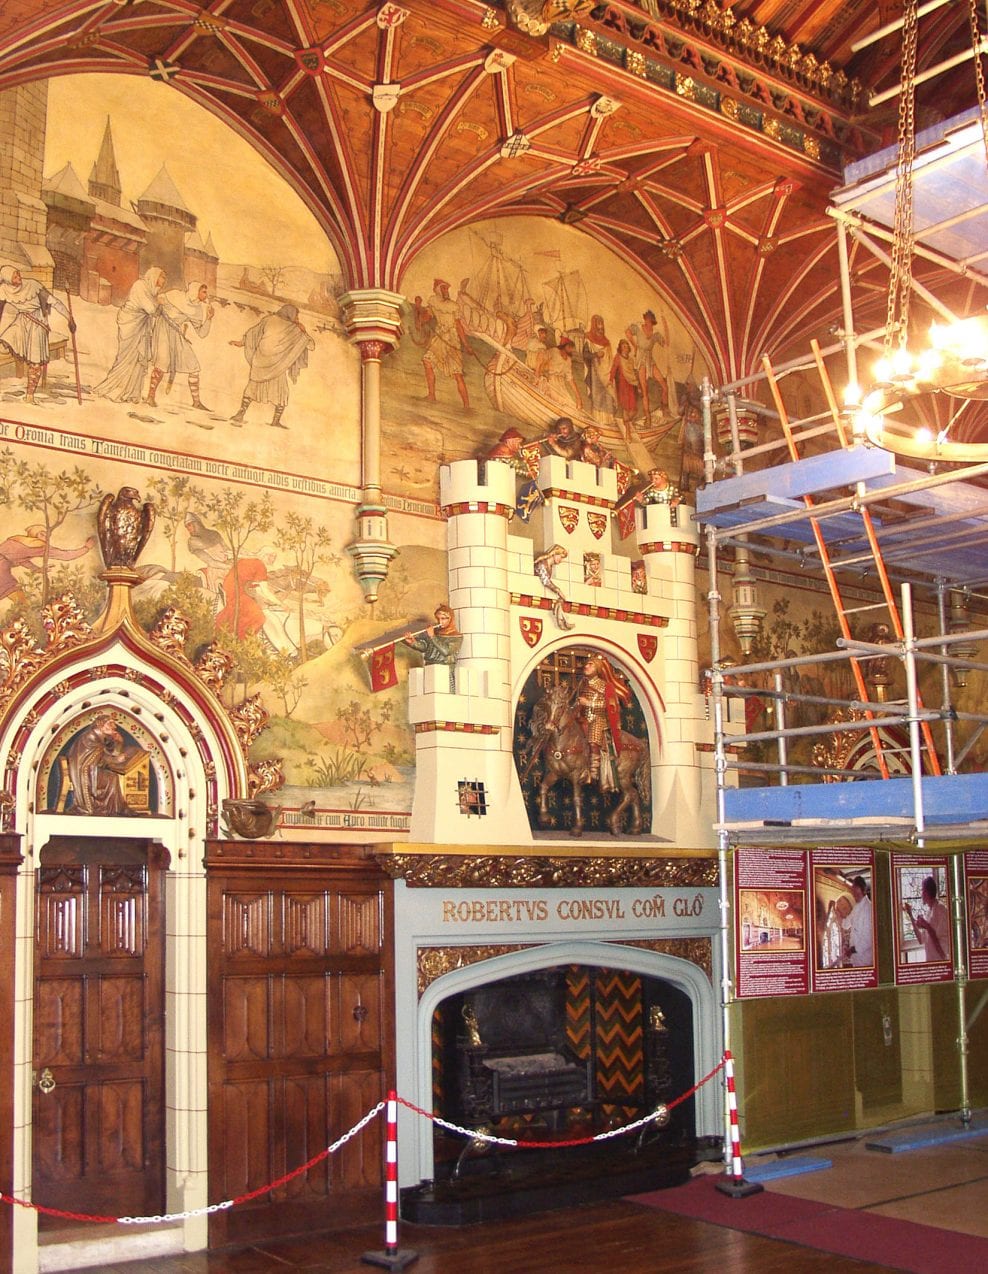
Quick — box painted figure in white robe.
[148,281,214,409]
[93,266,166,403]
[228,304,315,428]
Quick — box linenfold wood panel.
[205,842,393,1246]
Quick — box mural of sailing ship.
[456,234,683,465]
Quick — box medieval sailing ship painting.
[384,219,709,498]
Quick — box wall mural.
[7,75,975,828]
[0,75,361,479]
[0,441,447,822]
[383,217,710,502]
[0,74,457,827]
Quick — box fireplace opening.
[432,964,696,1170]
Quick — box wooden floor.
[56,1201,891,1273]
[51,1122,988,1273]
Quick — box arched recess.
[510,635,666,836]
[408,940,719,1185]
[0,624,250,1265]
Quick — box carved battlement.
[537,454,619,503]
[407,663,509,731]
[636,500,700,553]
[440,458,518,514]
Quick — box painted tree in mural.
[0,448,16,504]
[14,462,99,608]
[739,598,854,772]
[202,487,274,644]
[147,474,206,573]
[259,265,287,296]
[274,512,333,663]
[265,649,308,718]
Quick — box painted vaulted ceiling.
[0,1,982,382]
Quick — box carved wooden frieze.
[623,936,713,979]
[379,853,717,889]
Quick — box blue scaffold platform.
[745,1155,833,1183]
[865,1113,988,1154]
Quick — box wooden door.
[33,839,166,1222]
[0,835,23,1273]
[206,841,393,1245]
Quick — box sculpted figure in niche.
[66,715,145,816]
[523,655,650,837]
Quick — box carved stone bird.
[97,486,156,569]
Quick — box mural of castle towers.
[43,115,218,304]
[407,453,717,849]
[0,77,221,304]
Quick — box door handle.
[35,1067,56,1095]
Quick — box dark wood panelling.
[0,836,22,1274]
[205,842,393,1245]
[32,839,167,1224]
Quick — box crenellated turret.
[407,459,529,845]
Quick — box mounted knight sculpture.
[520,652,651,838]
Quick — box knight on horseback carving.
[577,653,630,791]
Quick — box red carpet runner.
[627,1175,988,1274]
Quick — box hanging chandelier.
[846,0,988,456]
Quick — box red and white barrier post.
[715,1050,763,1198]
[363,1091,419,1270]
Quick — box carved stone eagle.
[97,486,155,569]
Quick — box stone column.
[339,288,404,604]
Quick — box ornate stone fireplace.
[384,852,722,1193]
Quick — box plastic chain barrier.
[397,1054,727,1149]
[0,1055,728,1225]
[0,1100,386,1226]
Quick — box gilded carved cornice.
[417,935,712,994]
[500,0,868,169]
[378,853,718,888]
[623,936,712,978]
[613,2,860,108]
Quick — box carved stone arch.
[0,637,251,844]
[411,940,719,1182]
[2,639,240,1266]
[812,709,933,781]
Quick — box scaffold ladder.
[761,348,942,779]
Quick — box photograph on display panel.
[813,865,874,972]
[892,856,953,986]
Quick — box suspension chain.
[886,0,919,356]
[971,0,988,161]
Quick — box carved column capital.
[338,287,404,353]
[359,339,390,363]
